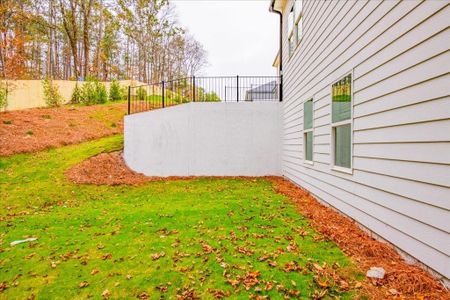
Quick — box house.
[244,80,279,101]
[270,0,450,284]
[124,0,450,284]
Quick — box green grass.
[0,136,362,299]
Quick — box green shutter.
[304,99,313,130]
[334,124,351,168]
[332,74,352,123]
[305,131,313,161]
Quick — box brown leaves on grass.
[0,103,127,156]
[235,246,254,256]
[102,289,111,299]
[0,282,7,292]
[208,288,230,299]
[201,243,214,254]
[151,252,166,261]
[176,287,198,300]
[306,261,352,298]
[268,177,449,299]
[226,271,261,291]
[283,261,303,273]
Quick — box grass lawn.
[0,136,363,299]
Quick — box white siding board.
[354,51,450,104]
[282,162,450,237]
[353,3,450,79]
[354,31,450,92]
[354,97,450,131]
[353,120,450,144]
[281,0,450,278]
[354,74,450,117]
[354,143,450,165]
[282,167,450,280]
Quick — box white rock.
[366,267,386,279]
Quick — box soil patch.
[268,177,449,299]
[65,151,258,186]
[0,103,128,156]
[66,151,158,185]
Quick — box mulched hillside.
[0,103,127,156]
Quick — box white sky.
[172,0,279,76]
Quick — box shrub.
[96,82,108,104]
[0,82,7,109]
[136,87,147,101]
[71,83,82,104]
[109,80,122,101]
[204,91,220,102]
[80,78,107,105]
[120,86,128,100]
[42,78,63,107]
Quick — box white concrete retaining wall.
[124,102,281,176]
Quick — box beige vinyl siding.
[280,0,450,280]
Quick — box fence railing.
[128,75,282,115]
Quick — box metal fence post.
[279,74,283,102]
[127,86,131,114]
[192,76,196,102]
[236,75,239,102]
[162,80,165,108]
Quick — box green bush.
[96,82,108,104]
[0,82,7,109]
[42,78,63,107]
[136,87,147,101]
[71,83,82,104]
[109,80,122,101]
[80,78,107,105]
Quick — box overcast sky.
[172,0,279,76]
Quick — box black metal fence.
[128,75,282,115]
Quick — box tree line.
[0,0,208,83]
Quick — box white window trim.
[288,4,295,58]
[287,5,295,38]
[303,98,314,165]
[288,34,295,58]
[295,16,303,47]
[330,70,354,175]
[294,0,303,23]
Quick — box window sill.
[331,165,353,175]
[304,160,314,166]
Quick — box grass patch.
[0,136,362,299]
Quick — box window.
[331,74,352,170]
[294,0,303,44]
[288,6,295,57]
[304,99,313,163]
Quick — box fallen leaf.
[79,281,89,288]
[202,243,214,254]
[101,253,112,260]
[91,269,99,276]
[102,289,111,299]
[151,252,165,260]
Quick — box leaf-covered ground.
[0,101,127,156]
[0,135,364,299]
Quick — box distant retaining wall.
[124,102,282,176]
[1,80,145,111]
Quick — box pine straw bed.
[0,103,127,156]
[66,151,449,299]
